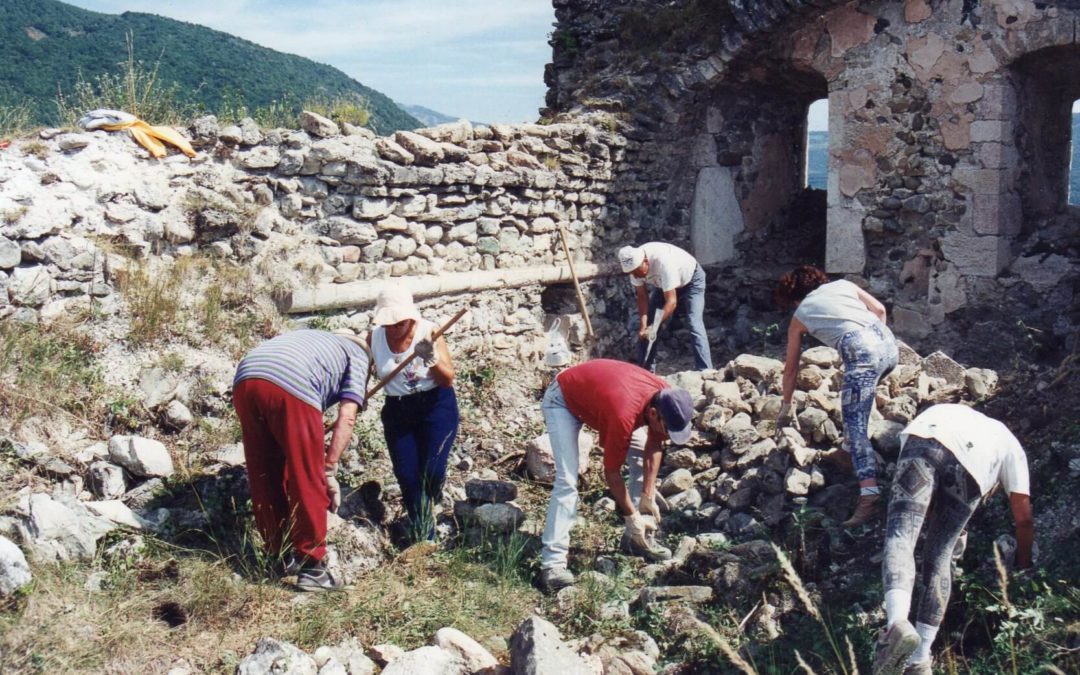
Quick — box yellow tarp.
[101,119,196,159]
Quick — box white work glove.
[645,321,660,343]
[639,493,662,520]
[325,465,341,513]
[624,512,657,548]
[413,338,438,368]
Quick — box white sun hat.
[372,286,421,326]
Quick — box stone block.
[1009,253,1076,292]
[952,167,1009,195]
[510,616,592,675]
[691,134,717,168]
[826,205,867,274]
[464,479,517,504]
[692,166,743,265]
[108,435,175,478]
[970,120,1012,143]
[941,231,1011,277]
[973,193,1021,236]
[433,627,498,673]
[0,535,31,597]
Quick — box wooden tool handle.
[365,307,468,399]
[558,224,595,340]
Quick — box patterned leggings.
[838,322,898,482]
[883,437,981,626]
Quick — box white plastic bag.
[544,317,572,367]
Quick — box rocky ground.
[1,289,1078,675]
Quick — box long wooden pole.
[558,224,594,340]
[365,307,468,399]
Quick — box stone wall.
[0,113,639,369]
[546,0,1080,363]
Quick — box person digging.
[537,359,695,593]
[872,404,1034,675]
[233,328,372,592]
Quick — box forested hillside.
[0,0,421,133]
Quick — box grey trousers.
[883,437,981,627]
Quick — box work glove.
[645,321,660,343]
[624,512,657,548]
[325,465,341,513]
[639,492,662,520]
[414,338,438,368]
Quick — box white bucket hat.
[372,286,420,326]
[618,245,645,274]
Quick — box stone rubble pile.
[234,613,654,675]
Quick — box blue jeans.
[637,265,712,371]
[539,381,647,569]
[838,322,898,482]
[381,386,459,540]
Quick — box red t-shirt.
[555,359,667,471]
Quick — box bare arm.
[429,336,454,387]
[1009,492,1034,569]
[604,467,636,516]
[660,289,678,323]
[856,287,887,323]
[781,317,807,405]
[325,399,359,467]
[635,285,650,329]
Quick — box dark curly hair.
[775,265,829,309]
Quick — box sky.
[64,0,557,124]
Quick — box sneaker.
[903,661,932,675]
[842,493,881,528]
[621,534,673,562]
[294,562,345,593]
[540,566,575,593]
[872,620,921,675]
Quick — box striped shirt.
[234,330,371,411]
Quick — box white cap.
[618,245,645,274]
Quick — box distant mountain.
[402,103,485,129]
[0,0,421,134]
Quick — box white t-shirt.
[372,318,438,397]
[629,242,698,292]
[794,279,878,349]
[900,404,1030,497]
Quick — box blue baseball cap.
[656,388,694,445]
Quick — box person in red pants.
[233,329,371,591]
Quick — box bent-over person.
[233,329,371,592]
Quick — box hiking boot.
[842,493,881,528]
[872,620,920,675]
[621,534,673,562]
[295,562,346,593]
[902,661,932,675]
[540,566,575,593]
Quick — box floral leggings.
[838,322,898,482]
[883,437,981,626]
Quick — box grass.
[0,320,107,427]
[0,98,34,138]
[112,255,280,354]
[22,140,49,159]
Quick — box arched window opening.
[1071,99,1080,205]
[806,98,828,190]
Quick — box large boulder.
[433,627,500,674]
[14,493,114,561]
[0,535,32,597]
[509,616,592,675]
[237,637,317,675]
[382,646,464,675]
[524,431,594,484]
[108,435,175,478]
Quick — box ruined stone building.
[545,0,1080,362]
[4,0,1080,371]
